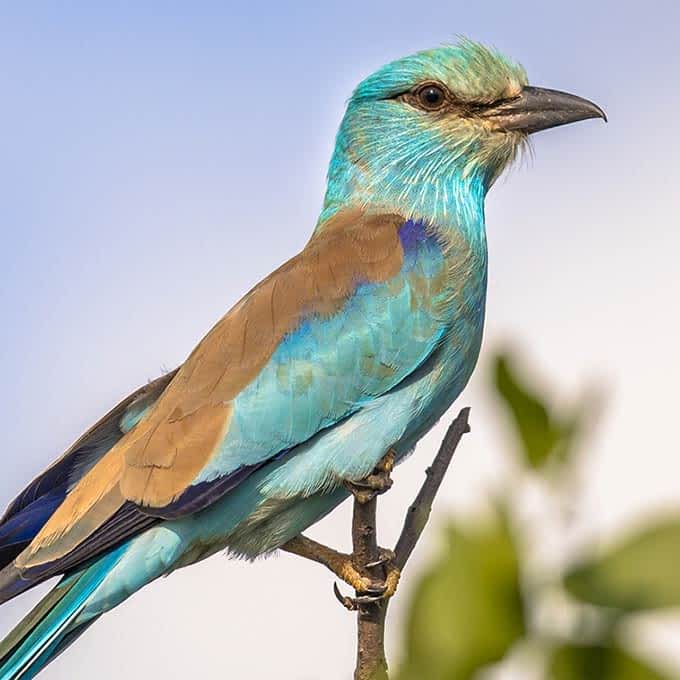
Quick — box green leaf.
[494,354,582,468]
[565,519,680,611]
[549,643,676,680]
[397,509,525,680]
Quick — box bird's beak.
[483,86,607,134]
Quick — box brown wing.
[17,208,406,572]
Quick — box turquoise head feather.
[320,39,603,230]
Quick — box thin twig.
[393,407,471,571]
[281,407,471,680]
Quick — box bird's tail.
[0,547,124,680]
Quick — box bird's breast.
[397,217,487,340]
[393,218,487,448]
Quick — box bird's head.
[321,39,605,226]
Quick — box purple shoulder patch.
[398,220,429,251]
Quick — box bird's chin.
[478,130,529,188]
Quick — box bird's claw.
[334,582,386,611]
[332,549,401,610]
[332,569,400,610]
[365,548,396,569]
[333,582,360,611]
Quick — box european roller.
[0,40,604,678]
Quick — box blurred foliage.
[394,350,680,679]
[493,354,582,469]
[397,510,524,680]
[549,644,671,680]
[566,519,680,611]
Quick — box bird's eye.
[416,84,446,110]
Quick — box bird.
[0,39,605,678]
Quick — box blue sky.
[1,2,679,678]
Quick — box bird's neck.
[316,138,489,253]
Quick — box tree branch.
[281,407,471,680]
[350,478,388,680]
[393,407,471,571]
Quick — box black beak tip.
[588,100,608,124]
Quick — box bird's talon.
[365,548,396,569]
[333,583,385,610]
[333,582,359,611]
[345,562,401,606]
[363,582,387,595]
[364,558,385,569]
[352,594,384,605]
[362,566,401,600]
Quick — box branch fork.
[281,407,471,680]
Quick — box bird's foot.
[333,548,401,610]
[344,449,396,503]
[333,558,378,593]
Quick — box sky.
[1,1,679,678]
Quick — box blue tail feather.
[0,547,125,680]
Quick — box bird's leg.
[281,535,381,594]
[343,449,396,503]
[282,450,401,607]
[333,449,401,608]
